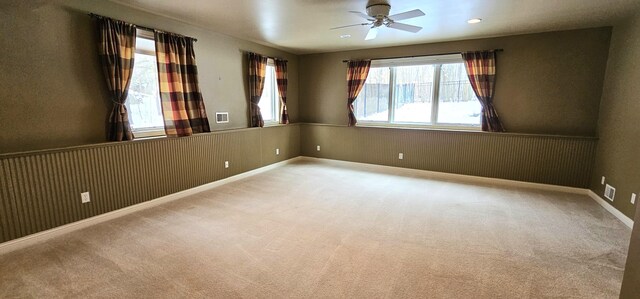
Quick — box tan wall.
[299,28,611,137]
[300,124,597,188]
[607,12,640,299]
[0,125,300,243]
[590,13,640,220]
[0,0,299,154]
[621,203,640,298]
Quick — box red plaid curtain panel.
[155,32,210,137]
[462,51,505,132]
[248,52,268,127]
[97,17,136,141]
[346,60,371,126]
[274,59,289,124]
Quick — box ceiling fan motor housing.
[366,4,391,19]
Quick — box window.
[258,60,281,123]
[125,29,164,137]
[355,54,482,128]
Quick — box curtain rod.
[241,50,288,63]
[89,13,198,42]
[341,49,504,63]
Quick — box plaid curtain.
[97,17,136,141]
[248,53,268,127]
[155,32,210,137]
[346,60,371,126]
[274,59,289,124]
[462,51,505,132]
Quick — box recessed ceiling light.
[467,18,482,24]
[340,34,352,39]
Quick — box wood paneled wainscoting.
[300,124,597,188]
[0,125,300,244]
[0,123,600,245]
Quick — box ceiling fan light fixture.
[467,18,483,24]
[333,4,425,40]
[366,4,391,18]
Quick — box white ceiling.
[110,0,640,54]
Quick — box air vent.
[216,112,229,123]
[604,184,616,201]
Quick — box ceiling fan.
[331,3,425,40]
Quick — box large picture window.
[354,54,481,128]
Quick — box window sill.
[263,122,286,127]
[356,122,481,132]
[133,130,166,139]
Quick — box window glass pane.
[437,63,482,125]
[136,36,155,53]
[126,52,164,131]
[355,67,390,121]
[259,65,279,122]
[393,65,434,123]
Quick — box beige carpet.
[0,159,631,298]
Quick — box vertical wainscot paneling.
[0,125,300,243]
[300,124,597,188]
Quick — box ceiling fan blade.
[387,22,422,33]
[388,9,425,21]
[365,27,378,40]
[330,23,370,30]
[349,10,374,20]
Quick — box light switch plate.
[224,161,229,168]
[399,153,404,160]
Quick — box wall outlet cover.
[276,148,280,155]
[601,176,605,185]
[317,145,321,151]
[399,153,404,160]
[81,192,90,204]
[224,161,229,168]
[632,193,637,205]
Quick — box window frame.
[126,29,165,138]
[259,59,281,125]
[355,54,481,131]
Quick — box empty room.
[1,0,640,297]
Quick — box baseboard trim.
[0,157,302,255]
[587,190,634,228]
[300,157,587,194]
[301,157,634,228]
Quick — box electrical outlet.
[224,161,229,168]
[81,192,90,204]
[276,148,280,155]
[632,193,637,205]
[398,153,404,160]
[601,176,605,185]
[317,145,321,151]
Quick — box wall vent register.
[216,112,229,123]
[604,184,616,201]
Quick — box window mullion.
[431,64,442,124]
[388,67,395,123]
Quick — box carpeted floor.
[0,159,632,298]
